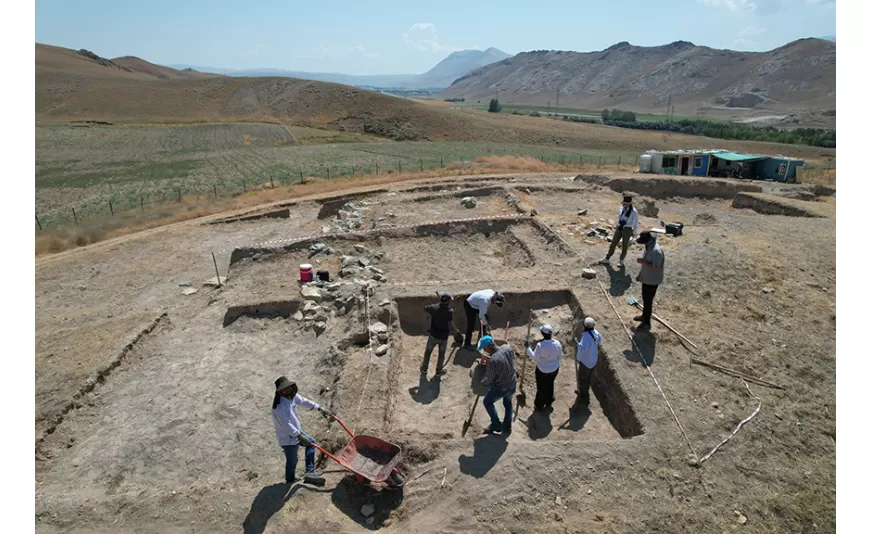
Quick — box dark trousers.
[641,283,659,325]
[534,367,559,410]
[422,335,448,373]
[282,435,316,483]
[464,299,480,345]
[606,227,634,261]
[576,364,594,402]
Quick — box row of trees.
[601,109,636,122]
[603,117,835,147]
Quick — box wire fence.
[35,152,639,233]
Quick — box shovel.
[461,322,509,437]
[514,310,533,419]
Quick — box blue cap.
[477,335,494,351]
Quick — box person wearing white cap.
[525,324,563,412]
[574,317,602,404]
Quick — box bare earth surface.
[35,172,835,533]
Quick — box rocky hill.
[440,39,835,117]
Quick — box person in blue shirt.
[574,317,602,405]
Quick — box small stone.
[735,511,747,525]
[181,288,198,296]
[460,196,477,208]
[386,212,397,218]
[581,268,597,279]
[178,281,192,287]
[586,464,593,470]
[365,517,375,525]
[358,257,371,267]
[578,209,588,216]
[324,247,335,255]
[301,285,322,301]
[711,402,719,409]
[374,252,385,260]
[309,243,326,252]
[376,344,389,356]
[369,266,385,275]
[687,455,700,467]
[314,313,329,322]
[763,287,774,293]
[587,230,597,237]
[293,311,304,321]
[377,332,388,343]
[203,276,225,287]
[321,226,332,234]
[361,504,375,517]
[340,255,358,269]
[314,322,327,335]
[379,299,390,306]
[555,496,562,506]
[302,301,321,313]
[373,274,387,282]
[370,322,389,335]
[340,267,358,277]
[587,489,592,495]
[377,236,387,246]
[354,244,369,254]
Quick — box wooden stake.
[327,167,330,180]
[375,163,378,175]
[270,176,274,188]
[109,200,114,216]
[440,157,443,168]
[72,207,79,226]
[35,214,42,231]
[300,171,304,184]
[420,159,423,172]
[691,357,785,390]
[213,184,218,198]
[140,196,144,211]
[177,189,182,202]
[212,252,222,288]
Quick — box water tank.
[639,154,653,173]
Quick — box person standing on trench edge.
[601,195,639,268]
[575,317,601,404]
[525,324,563,412]
[463,289,505,349]
[421,292,458,377]
[634,231,665,331]
[271,377,332,486]
[478,335,518,435]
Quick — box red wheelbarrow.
[312,413,407,489]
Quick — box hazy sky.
[35,0,836,75]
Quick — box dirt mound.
[732,192,828,217]
[623,191,659,217]
[578,175,762,200]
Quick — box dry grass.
[35,159,632,256]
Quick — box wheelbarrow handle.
[326,412,355,438]
[312,442,343,465]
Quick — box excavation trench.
[389,290,643,440]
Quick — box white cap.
[583,317,595,328]
[540,324,554,335]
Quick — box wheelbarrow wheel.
[386,469,406,489]
[354,473,370,486]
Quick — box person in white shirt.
[463,289,505,349]
[601,195,639,268]
[271,376,332,485]
[525,324,563,411]
[574,317,602,404]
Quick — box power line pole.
[667,93,672,125]
[556,88,560,114]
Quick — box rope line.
[699,379,761,464]
[352,286,376,435]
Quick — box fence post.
[177,189,182,202]
[213,184,218,198]
[36,214,42,231]
[440,157,443,168]
[420,159,423,172]
[270,176,274,188]
[109,200,114,216]
[376,163,379,175]
[300,172,304,184]
[242,181,246,192]
[352,165,355,176]
[618,156,622,166]
[598,156,602,167]
[327,167,330,180]
[72,207,79,226]
[140,196,144,211]
[635,156,638,166]
[399,162,402,173]
[560,155,565,165]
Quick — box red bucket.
[299,264,313,283]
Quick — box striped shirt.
[481,344,517,391]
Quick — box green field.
[464,102,707,123]
[36,123,639,228]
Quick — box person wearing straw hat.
[271,376,332,485]
[525,324,563,412]
[574,317,602,404]
[601,195,639,268]
[477,335,517,435]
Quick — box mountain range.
[168,47,510,89]
[440,39,835,119]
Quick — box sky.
[35,0,836,75]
